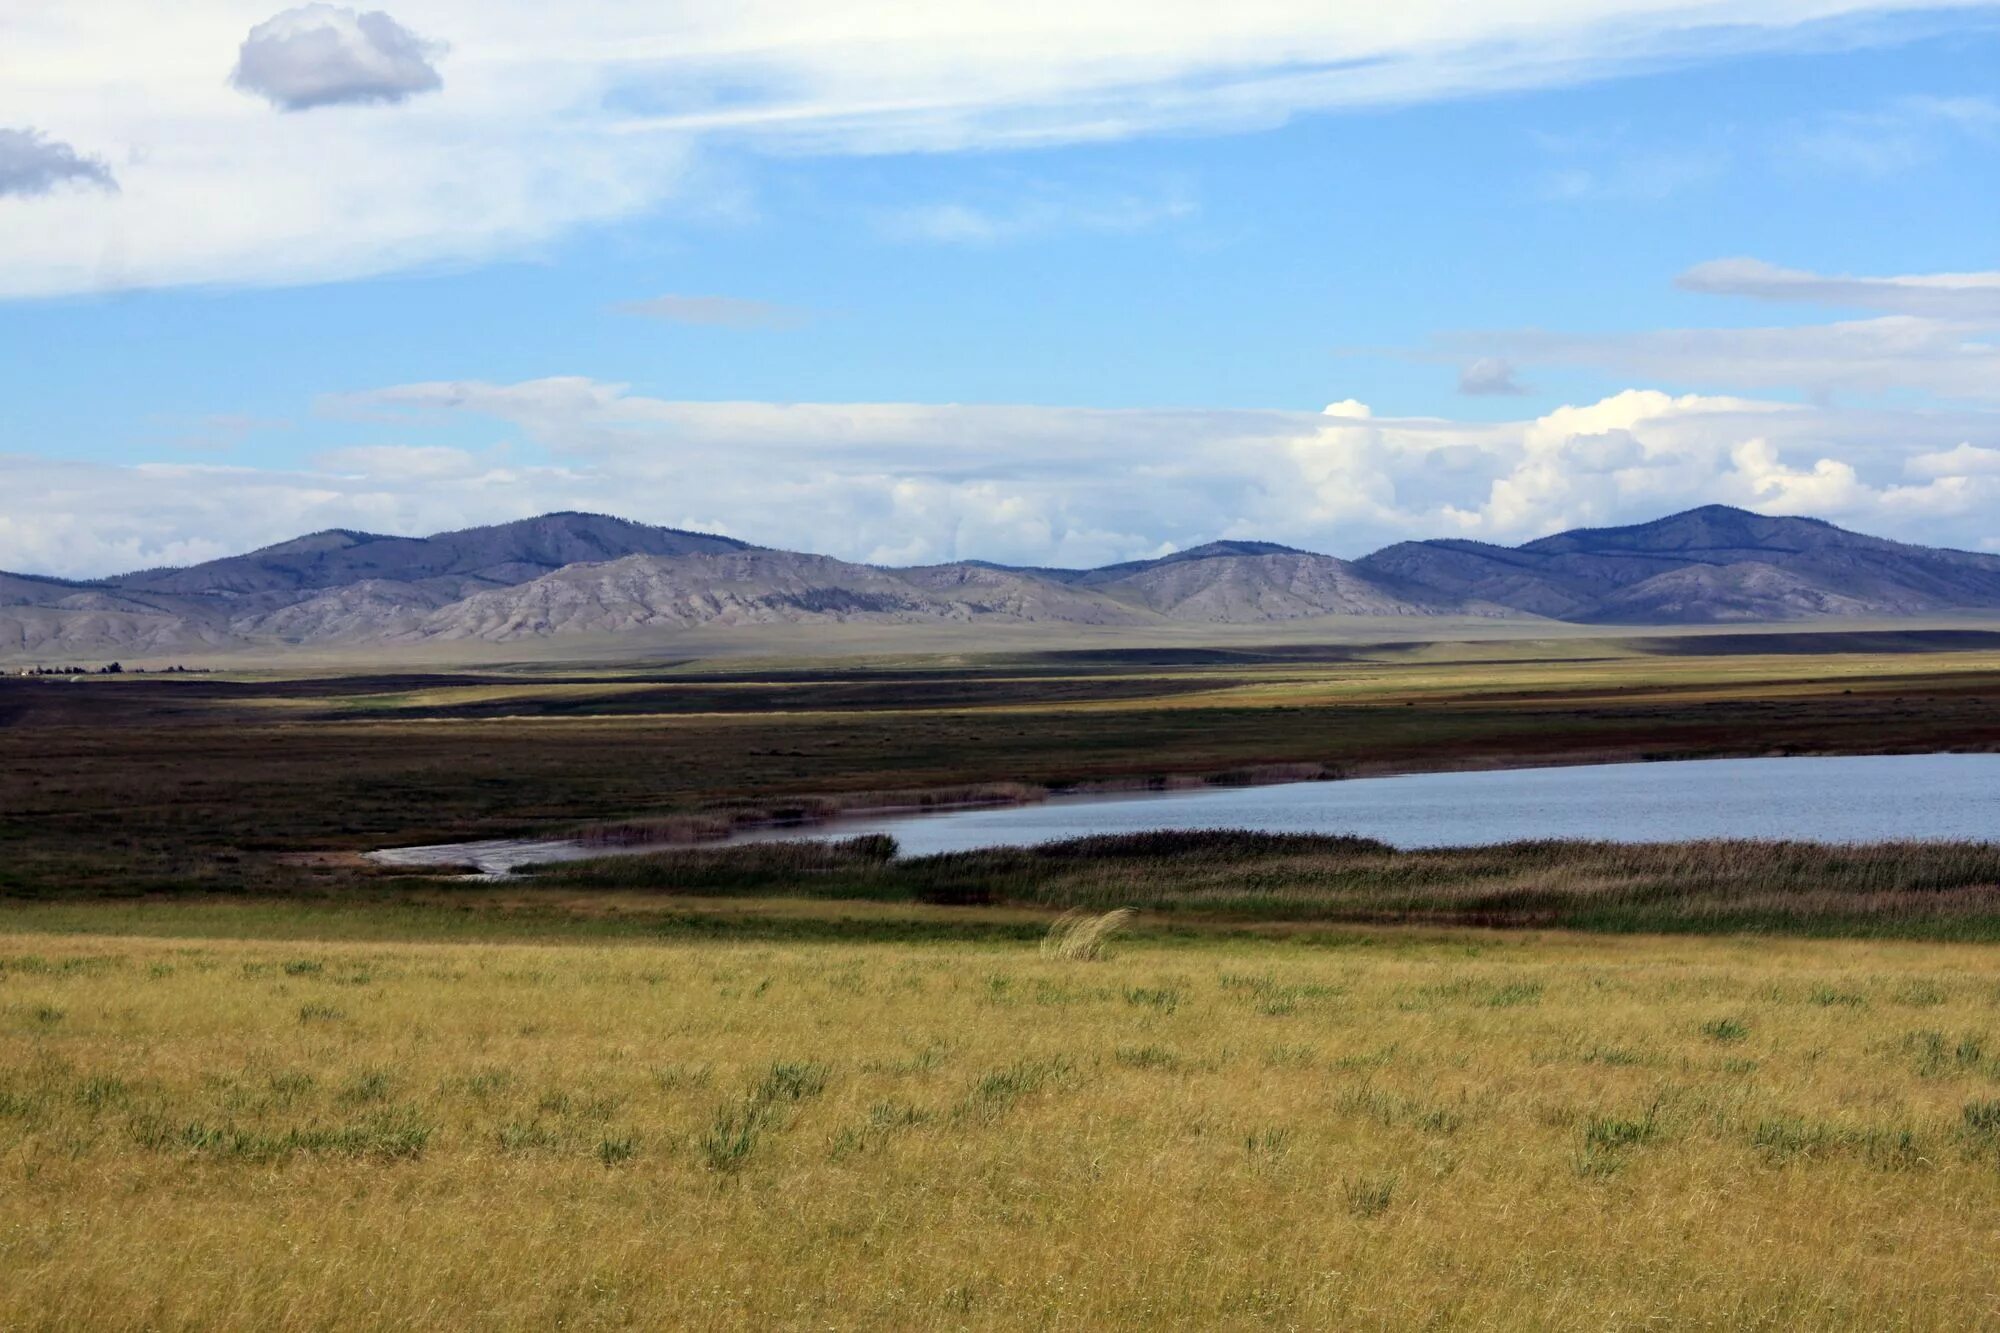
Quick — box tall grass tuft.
[1343,1172,1398,1219]
[697,1059,833,1173]
[1040,908,1134,961]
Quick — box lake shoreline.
[364,744,2000,876]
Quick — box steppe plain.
[9,622,2000,1329]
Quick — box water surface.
[369,752,2000,874]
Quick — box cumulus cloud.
[1457,357,1526,396]
[612,295,811,329]
[1,2,1984,296]
[0,128,116,197]
[1677,258,2000,319]
[232,5,445,111]
[1905,443,2000,479]
[1727,438,1870,512]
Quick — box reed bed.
[528,831,2000,940]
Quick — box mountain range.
[7,505,2000,658]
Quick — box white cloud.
[11,381,2000,578]
[232,5,446,111]
[4,2,1991,295]
[1905,442,2000,478]
[1727,437,1870,512]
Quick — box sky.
[2,1,1998,577]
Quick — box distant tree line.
[12,663,205,677]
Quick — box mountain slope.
[399,544,1481,643]
[1585,562,1887,623]
[1352,540,1602,618]
[1092,552,1484,621]
[404,552,1152,641]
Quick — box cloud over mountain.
[9,381,2000,581]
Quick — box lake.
[368,752,2000,875]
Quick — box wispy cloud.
[311,444,483,478]
[1449,316,2000,402]
[1538,147,1726,202]
[879,181,1196,244]
[160,413,292,454]
[1430,257,2000,404]
[1783,93,2000,176]
[611,294,813,329]
[1677,257,2000,319]
[4,2,1986,296]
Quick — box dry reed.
[1039,907,1134,959]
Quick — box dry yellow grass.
[7,924,2000,1329]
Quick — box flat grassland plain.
[10,627,2000,1328]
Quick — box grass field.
[7,917,2000,1329]
[12,629,2000,1326]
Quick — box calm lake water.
[369,753,2000,875]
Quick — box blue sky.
[3,3,1998,575]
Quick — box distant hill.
[1358,506,2000,623]
[113,512,753,601]
[7,504,2000,658]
